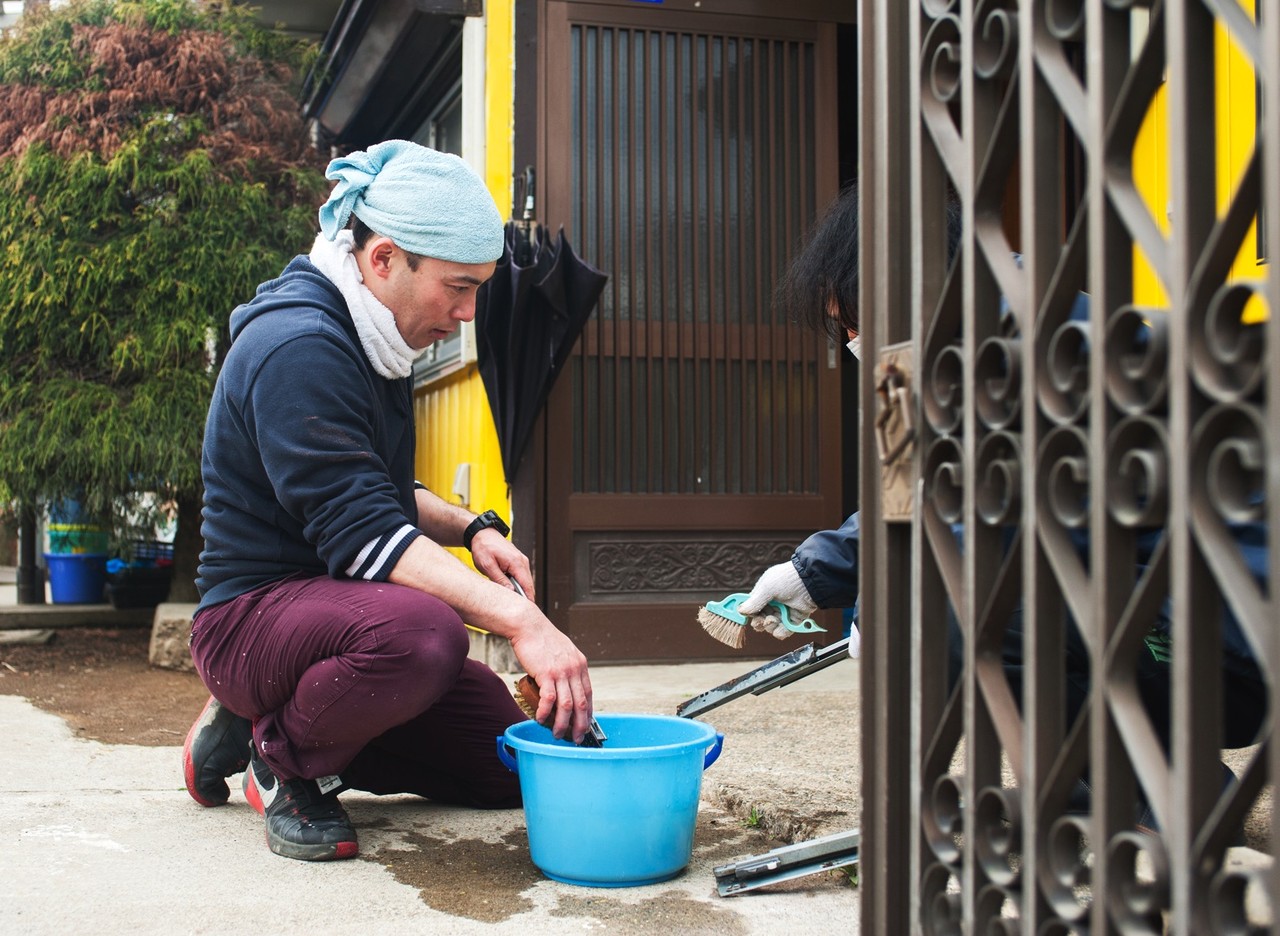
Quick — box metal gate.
[859,1,1277,931]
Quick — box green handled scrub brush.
[696,592,825,649]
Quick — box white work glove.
[738,561,818,640]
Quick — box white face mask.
[846,335,861,361]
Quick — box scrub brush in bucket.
[513,673,608,748]
[506,573,606,747]
[697,593,825,649]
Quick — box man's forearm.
[414,486,477,546]
[388,535,538,639]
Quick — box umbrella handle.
[520,165,536,220]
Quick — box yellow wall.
[484,0,515,227]
[413,369,507,546]
[1132,2,1263,317]
[413,0,515,565]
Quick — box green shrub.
[0,0,326,596]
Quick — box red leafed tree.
[0,0,326,601]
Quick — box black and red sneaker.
[242,745,358,862]
[182,696,252,807]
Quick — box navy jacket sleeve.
[792,511,861,610]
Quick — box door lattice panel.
[567,23,826,496]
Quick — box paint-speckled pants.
[190,574,524,808]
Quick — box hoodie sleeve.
[791,511,861,610]
[242,329,421,581]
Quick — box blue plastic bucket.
[44,553,107,604]
[46,523,109,555]
[497,714,724,887]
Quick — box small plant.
[837,864,859,888]
[743,806,764,829]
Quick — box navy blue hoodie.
[196,256,422,609]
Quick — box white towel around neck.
[308,231,425,380]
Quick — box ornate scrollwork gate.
[858,1,1277,931]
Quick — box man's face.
[361,238,496,348]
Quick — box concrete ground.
[3,561,1276,931]
[0,602,862,936]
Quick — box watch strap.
[463,510,509,551]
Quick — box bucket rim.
[502,713,718,760]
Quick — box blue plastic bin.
[46,524,109,555]
[45,499,106,553]
[44,553,107,604]
[497,713,723,887]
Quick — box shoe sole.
[265,831,359,862]
[183,696,230,807]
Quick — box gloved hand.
[738,561,818,640]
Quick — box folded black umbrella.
[475,220,608,483]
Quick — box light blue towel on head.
[318,140,504,264]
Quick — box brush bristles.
[513,692,538,720]
[513,675,540,720]
[697,605,747,649]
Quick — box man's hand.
[489,548,593,743]
[469,528,535,600]
[469,539,590,739]
[506,609,594,743]
[738,561,818,641]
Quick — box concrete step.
[0,602,154,630]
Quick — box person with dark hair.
[773,183,862,346]
[182,140,594,862]
[740,187,952,640]
[740,184,866,640]
[736,185,1266,832]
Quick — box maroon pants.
[190,574,524,808]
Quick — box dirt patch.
[369,828,541,923]
[359,808,809,923]
[0,627,210,743]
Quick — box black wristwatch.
[463,509,510,551]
